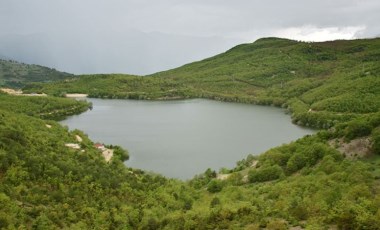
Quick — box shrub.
[286,152,307,173]
[207,179,223,193]
[210,197,221,208]
[344,120,372,140]
[248,165,283,183]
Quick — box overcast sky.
[0,0,379,75]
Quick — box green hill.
[0,92,90,120]
[0,103,195,229]
[26,37,380,128]
[2,37,380,228]
[0,59,73,88]
[152,37,380,128]
[1,92,380,229]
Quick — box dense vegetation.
[1,37,380,229]
[0,59,73,88]
[0,107,197,229]
[25,37,380,129]
[179,113,380,229]
[1,93,380,229]
[0,92,90,120]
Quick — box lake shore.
[61,98,315,179]
[65,93,88,98]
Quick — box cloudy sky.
[0,0,379,75]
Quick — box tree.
[207,179,223,193]
[249,165,283,183]
[210,197,221,208]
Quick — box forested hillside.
[1,93,380,229]
[26,37,380,129]
[0,59,73,88]
[1,37,380,228]
[0,93,90,120]
[0,102,195,229]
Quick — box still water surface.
[61,99,315,179]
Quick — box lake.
[61,98,315,179]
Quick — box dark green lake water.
[61,98,315,179]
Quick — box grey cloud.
[0,30,237,75]
[0,0,379,74]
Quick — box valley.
[0,37,380,229]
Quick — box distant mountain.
[0,59,73,88]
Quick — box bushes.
[335,113,380,140]
[207,179,223,193]
[0,108,202,229]
[210,197,221,208]
[372,127,380,154]
[20,37,380,131]
[252,137,339,177]
[0,94,90,120]
[286,152,308,173]
[311,93,380,113]
[110,145,129,161]
[1,37,380,229]
[344,120,372,140]
[332,198,380,229]
[248,165,283,183]
[259,150,290,167]
[287,142,341,174]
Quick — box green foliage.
[24,74,192,100]
[286,143,332,173]
[1,37,380,229]
[108,145,129,161]
[0,93,90,120]
[0,106,197,229]
[344,119,373,140]
[0,59,73,88]
[210,197,221,208]
[248,165,283,183]
[372,128,380,154]
[26,37,380,129]
[207,179,223,193]
[335,112,380,140]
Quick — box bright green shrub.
[207,179,223,193]
[248,165,283,183]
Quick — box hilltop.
[0,59,73,88]
[27,37,380,128]
[1,37,379,229]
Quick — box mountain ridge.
[26,37,380,129]
[1,37,380,229]
[0,59,73,88]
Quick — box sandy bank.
[65,93,88,98]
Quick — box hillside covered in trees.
[0,59,73,88]
[26,37,380,129]
[1,37,380,229]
